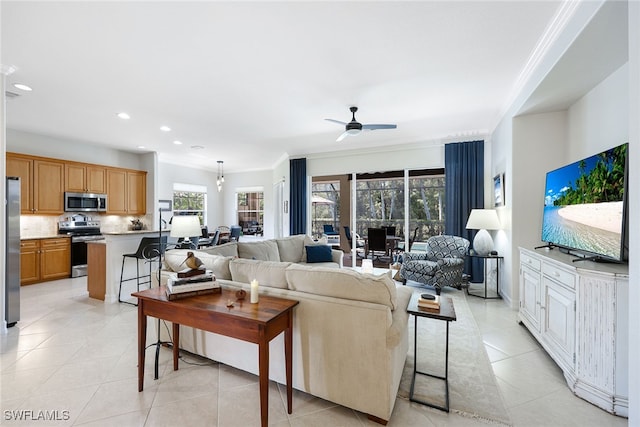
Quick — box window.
[408,172,445,243]
[311,181,340,237]
[353,169,445,243]
[173,183,206,224]
[237,190,264,235]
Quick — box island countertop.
[102,230,168,235]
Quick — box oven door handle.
[71,236,105,243]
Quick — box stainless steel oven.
[58,217,104,277]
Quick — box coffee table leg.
[137,300,146,392]
[285,312,293,414]
[258,331,269,427]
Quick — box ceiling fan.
[325,106,397,142]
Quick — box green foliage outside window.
[173,191,205,224]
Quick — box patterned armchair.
[399,235,470,295]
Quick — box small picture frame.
[494,174,505,207]
[158,199,172,212]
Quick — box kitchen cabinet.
[20,240,40,285]
[6,154,64,215]
[106,168,147,215]
[518,248,628,416]
[65,163,106,194]
[8,152,147,216]
[20,237,71,285]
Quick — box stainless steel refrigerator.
[5,177,20,327]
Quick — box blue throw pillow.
[305,245,333,263]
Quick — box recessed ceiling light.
[191,145,204,150]
[173,140,183,145]
[160,126,171,132]
[137,145,145,150]
[117,112,130,120]
[13,83,32,91]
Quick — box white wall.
[306,142,444,176]
[510,111,568,306]
[7,129,145,170]
[157,161,221,229]
[567,63,629,154]
[627,0,639,423]
[221,169,274,238]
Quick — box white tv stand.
[518,247,628,416]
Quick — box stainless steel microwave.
[64,192,107,212]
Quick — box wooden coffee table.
[133,286,299,427]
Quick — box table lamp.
[465,209,500,256]
[170,215,202,249]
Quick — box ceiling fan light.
[346,129,360,135]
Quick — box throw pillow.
[305,245,333,263]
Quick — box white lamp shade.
[466,209,500,256]
[170,215,201,238]
[465,209,500,230]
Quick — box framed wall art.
[494,174,505,207]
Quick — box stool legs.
[119,256,151,306]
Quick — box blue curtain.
[289,158,307,235]
[445,140,484,282]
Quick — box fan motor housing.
[346,121,362,131]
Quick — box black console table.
[467,254,503,299]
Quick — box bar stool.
[118,236,167,305]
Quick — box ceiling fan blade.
[362,124,397,130]
[325,118,347,126]
[336,131,351,142]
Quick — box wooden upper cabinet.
[6,154,64,214]
[65,163,106,194]
[106,168,146,215]
[8,152,145,216]
[6,154,34,214]
[33,160,65,214]
[127,170,147,215]
[106,168,127,214]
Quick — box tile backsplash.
[20,214,154,238]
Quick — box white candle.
[250,279,259,303]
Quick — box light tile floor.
[0,277,628,426]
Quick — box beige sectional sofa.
[154,234,412,423]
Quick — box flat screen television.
[540,142,628,262]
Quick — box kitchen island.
[90,230,168,302]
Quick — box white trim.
[173,182,207,193]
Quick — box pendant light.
[216,160,225,192]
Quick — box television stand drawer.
[542,262,575,289]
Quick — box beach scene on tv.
[542,143,627,260]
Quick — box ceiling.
[2,1,564,173]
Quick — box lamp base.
[473,229,494,256]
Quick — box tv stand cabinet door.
[541,277,575,370]
[519,263,541,331]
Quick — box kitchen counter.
[21,235,70,240]
[102,230,166,235]
[97,231,169,303]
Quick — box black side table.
[467,254,503,299]
[406,293,457,412]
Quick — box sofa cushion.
[229,258,291,289]
[305,245,333,263]
[285,264,398,310]
[201,242,238,257]
[237,240,280,261]
[303,235,329,263]
[163,250,233,280]
[275,234,306,263]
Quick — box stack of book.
[166,269,221,300]
[417,293,440,310]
